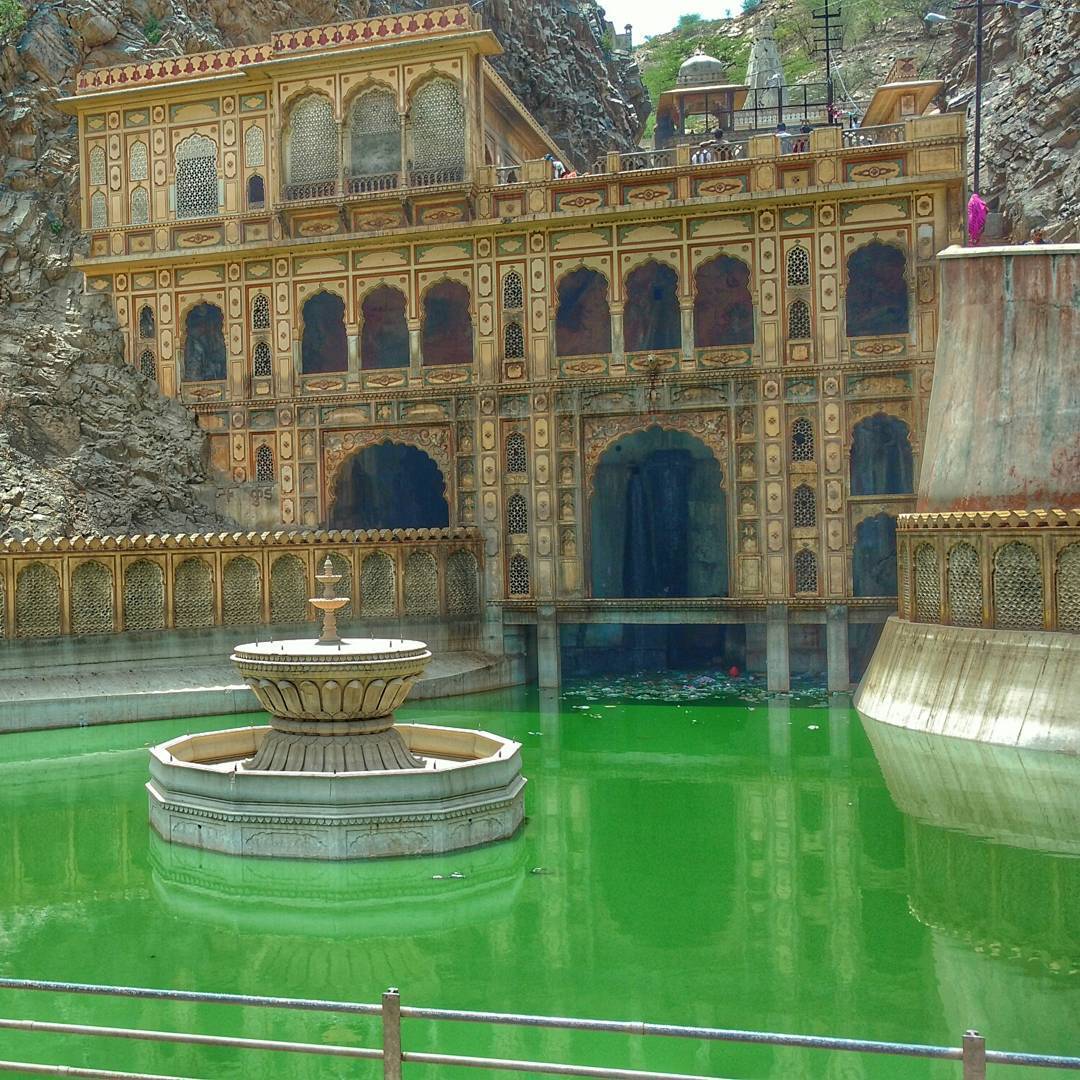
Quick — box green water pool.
[0,682,1077,1078]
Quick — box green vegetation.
[0,0,26,41]
[144,13,162,44]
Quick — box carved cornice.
[898,508,1080,531]
[0,526,481,555]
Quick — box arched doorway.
[330,442,449,530]
[590,427,727,598]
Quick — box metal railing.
[0,979,1077,1080]
[842,122,907,147]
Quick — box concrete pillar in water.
[537,605,561,689]
[826,604,850,693]
[766,603,790,692]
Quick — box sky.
[601,1,732,40]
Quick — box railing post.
[962,1030,986,1080]
[382,987,403,1080]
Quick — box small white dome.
[677,50,727,87]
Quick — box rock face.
[0,0,646,539]
[939,3,1079,241]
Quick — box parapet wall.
[0,528,483,641]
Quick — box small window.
[138,305,156,340]
[505,432,527,474]
[129,141,148,182]
[791,418,814,462]
[786,246,810,287]
[253,340,272,377]
[502,270,524,310]
[139,349,156,380]
[794,548,817,593]
[255,444,274,482]
[88,146,106,187]
[247,174,265,207]
[90,191,107,229]
[130,187,150,226]
[792,484,816,529]
[244,125,265,168]
[788,299,811,340]
[507,492,528,535]
[504,321,524,360]
[508,553,530,596]
[251,293,271,330]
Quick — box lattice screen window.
[993,541,1043,630]
[788,299,811,340]
[502,271,524,310]
[129,141,148,182]
[947,542,983,627]
[139,349,156,380]
[175,134,219,219]
[244,124,265,168]
[404,551,438,615]
[270,555,308,624]
[794,548,817,593]
[255,445,274,482]
[287,94,340,186]
[408,76,466,183]
[507,492,529,535]
[173,557,214,629]
[348,88,401,181]
[446,550,479,615]
[90,191,108,229]
[1056,544,1080,632]
[360,551,396,616]
[129,187,150,226]
[504,321,525,360]
[253,341,272,377]
[914,543,942,622]
[791,417,814,462]
[508,553,530,596]
[505,432,527,475]
[252,293,271,330]
[792,484,816,528]
[88,146,106,186]
[15,562,61,638]
[71,561,115,636]
[786,246,810,287]
[326,552,353,618]
[0,575,5,637]
[223,556,262,626]
[123,559,165,631]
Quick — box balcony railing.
[616,148,675,171]
[408,165,466,187]
[345,171,400,195]
[843,123,907,148]
[495,164,523,185]
[282,165,466,203]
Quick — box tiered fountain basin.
[148,567,525,861]
[147,720,525,860]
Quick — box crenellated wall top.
[74,5,479,95]
[898,508,1080,531]
[0,526,482,554]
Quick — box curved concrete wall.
[918,245,1080,513]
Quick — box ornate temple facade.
[57,6,967,687]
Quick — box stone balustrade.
[896,511,1080,632]
[0,528,483,640]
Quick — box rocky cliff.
[0,0,647,539]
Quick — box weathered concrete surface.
[854,616,1080,751]
[918,245,1080,513]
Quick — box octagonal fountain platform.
[147,559,524,860]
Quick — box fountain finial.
[310,556,349,644]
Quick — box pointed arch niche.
[329,441,450,530]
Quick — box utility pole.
[953,0,1006,195]
[812,4,843,121]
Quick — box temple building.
[50,4,967,688]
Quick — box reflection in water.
[861,715,1080,1054]
[149,830,527,938]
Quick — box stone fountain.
[147,559,525,860]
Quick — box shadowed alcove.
[421,280,473,366]
[624,261,681,352]
[590,427,728,598]
[853,512,898,596]
[694,255,754,348]
[555,267,612,357]
[846,241,909,337]
[182,303,226,382]
[301,292,348,374]
[330,443,449,530]
[361,285,410,369]
[850,414,914,495]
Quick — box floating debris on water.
[561,670,831,706]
